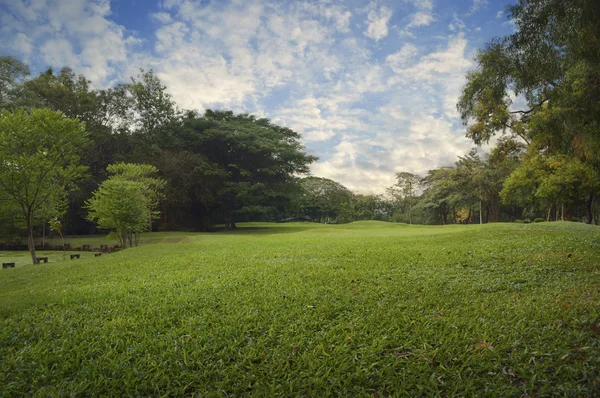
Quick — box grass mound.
[1,222,599,396]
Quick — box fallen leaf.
[474,341,494,351]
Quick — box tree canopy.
[0,108,88,262]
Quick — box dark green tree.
[299,176,353,222]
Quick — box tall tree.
[458,0,600,147]
[0,108,88,263]
[394,172,421,224]
[458,0,600,220]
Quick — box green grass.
[1,221,599,396]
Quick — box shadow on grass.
[215,223,322,235]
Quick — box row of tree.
[0,62,318,245]
[294,0,600,226]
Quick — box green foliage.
[86,163,165,247]
[0,222,599,395]
[0,56,29,109]
[457,1,600,222]
[129,69,178,137]
[0,108,88,263]
[502,154,600,220]
[299,176,354,222]
[182,110,318,228]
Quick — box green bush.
[533,218,545,223]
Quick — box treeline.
[0,62,317,237]
[281,0,600,226]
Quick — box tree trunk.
[586,194,594,224]
[479,200,483,225]
[26,211,38,264]
[148,209,152,232]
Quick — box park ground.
[1,221,599,396]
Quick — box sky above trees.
[0,0,517,193]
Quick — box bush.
[533,218,545,223]
[515,219,531,224]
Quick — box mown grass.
[32,231,198,249]
[1,221,599,396]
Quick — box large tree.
[299,176,353,222]
[0,108,88,263]
[457,0,600,221]
[458,0,600,147]
[393,172,421,224]
[181,110,317,228]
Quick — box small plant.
[533,218,545,223]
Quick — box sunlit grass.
[1,221,599,396]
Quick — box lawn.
[0,221,599,396]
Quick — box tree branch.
[509,98,549,115]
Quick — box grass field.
[1,221,599,396]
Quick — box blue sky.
[0,0,516,193]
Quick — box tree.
[458,0,600,147]
[0,108,88,264]
[0,56,29,109]
[502,154,600,221]
[414,168,456,225]
[104,162,166,232]
[455,150,486,224]
[458,0,600,220]
[183,110,317,228]
[86,163,165,247]
[127,69,180,160]
[299,177,353,222]
[394,172,421,224]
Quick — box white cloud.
[400,0,435,36]
[448,13,466,32]
[386,44,418,72]
[0,0,137,86]
[151,12,173,24]
[496,10,504,19]
[469,0,488,14]
[364,5,393,41]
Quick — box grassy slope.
[0,221,599,396]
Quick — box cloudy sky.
[0,0,516,193]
